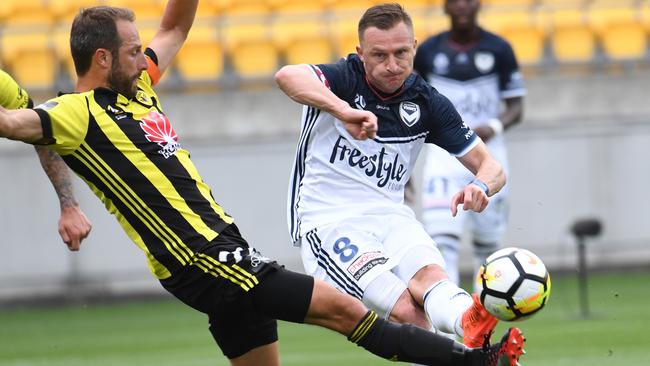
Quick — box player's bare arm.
[0,106,44,143]
[275,64,377,140]
[147,0,198,75]
[35,146,92,251]
[451,141,505,216]
[474,96,524,142]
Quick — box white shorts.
[421,144,509,243]
[300,212,445,302]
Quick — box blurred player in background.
[277,5,524,362]
[0,69,91,251]
[414,0,525,289]
[0,1,523,365]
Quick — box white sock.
[423,279,472,337]
[433,235,461,285]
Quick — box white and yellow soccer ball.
[476,247,551,321]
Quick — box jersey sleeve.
[315,56,358,101]
[425,91,479,156]
[497,41,526,99]
[0,69,31,109]
[34,94,90,155]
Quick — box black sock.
[348,311,471,365]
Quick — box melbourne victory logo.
[139,111,180,158]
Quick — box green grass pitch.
[1,270,649,365]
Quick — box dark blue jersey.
[414,28,525,127]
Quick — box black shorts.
[160,224,314,359]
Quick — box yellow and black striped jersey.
[0,69,32,109]
[34,58,234,279]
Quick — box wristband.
[487,118,504,135]
[470,178,489,195]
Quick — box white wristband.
[487,118,504,135]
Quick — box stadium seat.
[227,41,278,78]
[221,19,278,78]
[106,0,165,24]
[271,14,328,50]
[586,2,637,37]
[271,0,326,14]
[175,23,223,82]
[1,29,57,90]
[53,25,77,82]
[551,25,596,63]
[284,37,333,65]
[49,0,101,22]
[0,0,55,27]
[600,22,648,61]
[419,10,451,40]
[480,9,536,35]
[501,27,545,65]
[328,0,376,12]
[329,10,363,57]
[643,2,650,33]
[482,0,536,7]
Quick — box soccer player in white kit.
[414,0,525,289]
[276,3,514,351]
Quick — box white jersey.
[287,55,479,244]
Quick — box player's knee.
[389,290,430,329]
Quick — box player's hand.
[450,184,489,217]
[339,107,378,140]
[58,205,92,251]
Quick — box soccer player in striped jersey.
[0,1,522,365]
[0,69,91,251]
[414,0,525,293]
[277,4,524,364]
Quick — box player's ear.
[95,48,112,69]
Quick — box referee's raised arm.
[147,0,199,76]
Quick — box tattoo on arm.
[35,146,78,209]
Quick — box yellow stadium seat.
[587,2,637,36]
[175,23,223,82]
[482,0,536,7]
[1,30,57,90]
[551,25,596,63]
[221,19,278,78]
[284,37,333,65]
[600,22,647,61]
[329,0,375,12]
[480,9,536,35]
[420,10,451,40]
[0,0,55,27]
[537,7,585,30]
[220,1,271,17]
[329,11,362,56]
[271,14,328,51]
[642,2,650,32]
[107,0,165,24]
[220,19,271,52]
[501,27,545,65]
[53,25,77,81]
[228,41,279,78]
[49,0,102,22]
[272,1,326,15]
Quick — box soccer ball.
[475,247,551,321]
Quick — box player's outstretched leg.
[466,327,526,366]
[461,293,499,347]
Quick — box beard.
[108,60,139,99]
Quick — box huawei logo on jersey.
[139,110,180,159]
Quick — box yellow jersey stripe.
[74,144,192,264]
